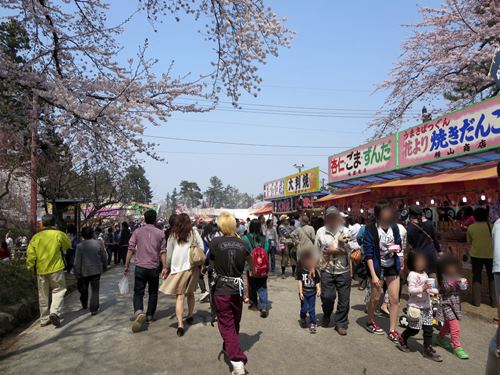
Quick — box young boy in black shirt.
[296,251,321,333]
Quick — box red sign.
[328,135,396,183]
[399,96,500,167]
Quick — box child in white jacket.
[397,251,442,362]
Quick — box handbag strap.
[411,221,433,242]
[190,230,199,248]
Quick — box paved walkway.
[0,265,494,375]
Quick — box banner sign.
[263,178,285,200]
[399,96,500,167]
[284,167,320,196]
[272,196,315,213]
[328,135,396,183]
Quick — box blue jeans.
[249,277,268,310]
[269,245,276,271]
[300,290,317,324]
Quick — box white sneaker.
[199,291,210,302]
[230,361,245,375]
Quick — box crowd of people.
[15,163,500,375]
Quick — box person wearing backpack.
[243,219,270,318]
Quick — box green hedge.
[0,261,36,307]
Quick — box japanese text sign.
[263,178,285,200]
[328,135,396,183]
[284,167,320,196]
[399,96,500,167]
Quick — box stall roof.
[329,149,500,188]
[370,161,497,189]
[316,188,372,203]
[252,203,273,216]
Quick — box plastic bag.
[118,276,129,295]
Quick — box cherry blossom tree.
[0,0,292,169]
[371,0,500,136]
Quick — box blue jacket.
[363,223,402,277]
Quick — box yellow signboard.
[284,167,320,196]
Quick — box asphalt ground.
[0,265,494,375]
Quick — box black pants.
[77,274,100,313]
[199,270,207,293]
[112,245,119,264]
[402,325,433,347]
[118,246,128,265]
[65,248,75,272]
[133,266,160,316]
[320,270,351,328]
[106,246,113,266]
[471,257,495,306]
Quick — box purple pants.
[214,294,247,364]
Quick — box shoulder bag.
[189,231,206,267]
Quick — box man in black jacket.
[407,205,441,277]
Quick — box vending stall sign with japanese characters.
[263,178,285,200]
[284,167,320,197]
[328,135,397,183]
[399,96,500,167]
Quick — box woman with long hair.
[161,213,203,337]
[243,219,270,318]
[363,200,402,342]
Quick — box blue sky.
[109,0,441,201]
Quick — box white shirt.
[5,237,13,249]
[493,219,500,273]
[166,230,203,274]
[377,226,395,268]
[315,225,351,275]
[397,224,407,257]
[348,224,361,250]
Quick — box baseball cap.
[409,205,423,216]
[325,206,341,217]
[279,214,289,221]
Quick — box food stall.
[263,167,329,219]
[315,96,500,301]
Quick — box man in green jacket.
[27,214,72,327]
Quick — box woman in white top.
[161,213,203,336]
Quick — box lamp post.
[293,163,304,173]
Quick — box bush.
[0,261,36,307]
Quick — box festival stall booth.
[263,167,329,219]
[251,202,274,216]
[315,96,500,293]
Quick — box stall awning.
[252,203,273,215]
[316,188,371,204]
[371,162,497,189]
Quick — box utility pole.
[293,163,304,173]
[30,93,38,235]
